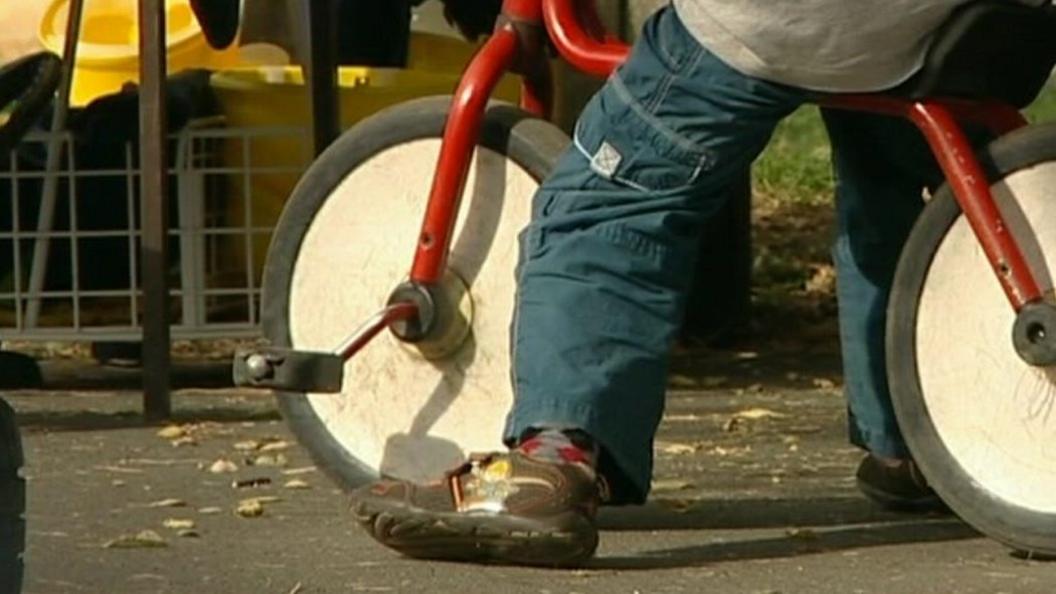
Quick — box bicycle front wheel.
[888,122,1056,556]
[263,97,568,489]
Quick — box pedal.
[232,347,345,393]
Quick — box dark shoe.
[350,451,600,567]
[856,454,947,513]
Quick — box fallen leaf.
[177,529,200,538]
[733,408,787,420]
[198,507,222,515]
[235,499,265,518]
[656,441,698,455]
[662,414,702,423]
[234,440,260,452]
[170,436,197,448]
[162,519,195,530]
[250,454,288,467]
[146,498,187,508]
[283,479,310,490]
[811,377,837,390]
[805,264,836,295]
[651,479,694,492]
[156,425,186,439]
[209,459,238,474]
[103,530,167,549]
[258,440,291,453]
[281,466,317,476]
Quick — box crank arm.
[233,301,420,393]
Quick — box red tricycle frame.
[389,0,1043,353]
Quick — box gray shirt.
[673,0,974,92]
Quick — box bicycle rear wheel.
[888,123,1056,556]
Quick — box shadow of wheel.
[0,397,24,594]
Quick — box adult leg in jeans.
[822,108,948,508]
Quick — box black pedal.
[232,348,345,393]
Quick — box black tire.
[887,122,1056,556]
[262,96,568,490]
[0,397,25,594]
[0,51,62,156]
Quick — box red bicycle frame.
[404,0,1042,348]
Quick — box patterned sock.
[517,427,598,469]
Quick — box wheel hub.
[388,270,474,360]
[1012,300,1056,366]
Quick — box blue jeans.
[502,6,938,503]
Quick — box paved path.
[7,351,1053,593]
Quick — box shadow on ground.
[593,517,978,569]
[13,396,279,432]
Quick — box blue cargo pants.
[503,5,943,503]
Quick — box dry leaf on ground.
[658,443,697,455]
[170,436,197,448]
[250,454,288,467]
[209,459,238,474]
[235,499,264,518]
[258,440,291,453]
[811,377,837,390]
[651,479,695,492]
[284,479,310,490]
[156,425,187,439]
[234,440,260,452]
[162,519,195,530]
[103,530,167,549]
[146,498,187,508]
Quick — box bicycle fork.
[824,95,1056,365]
[234,0,631,392]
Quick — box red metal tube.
[502,0,544,22]
[543,0,629,78]
[821,95,1028,137]
[941,100,1028,137]
[338,302,419,359]
[409,27,521,284]
[908,102,1042,310]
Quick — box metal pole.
[25,0,85,327]
[303,0,340,155]
[138,0,172,420]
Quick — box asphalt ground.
[6,349,1054,594]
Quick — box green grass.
[753,82,1056,206]
[753,107,833,206]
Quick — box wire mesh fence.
[0,121,310,341]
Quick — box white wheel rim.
[288,139,537,482]
[915,162,1056,513]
